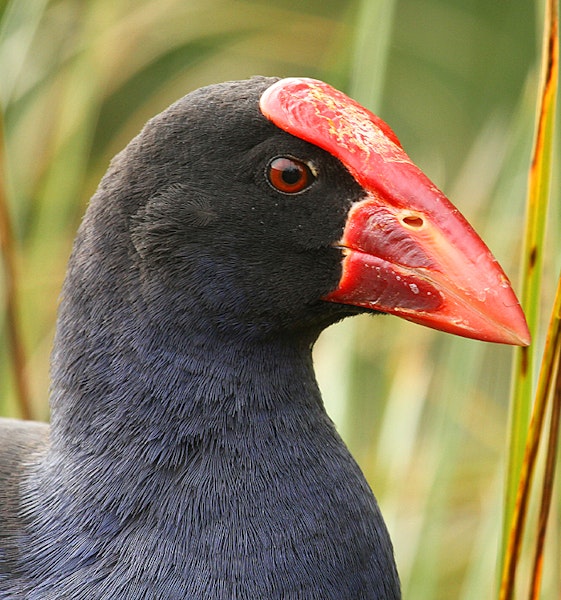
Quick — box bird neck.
[49,288,326,469]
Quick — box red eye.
[267,157,315,194]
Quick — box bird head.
[80,76,529,346]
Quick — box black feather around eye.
[158,183,217,227]
[131,184,217,261]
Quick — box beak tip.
[472,306,531,346]
[485,293,531,347]
[508,322,531,347]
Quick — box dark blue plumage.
[0,78,401,598]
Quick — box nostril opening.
[402,215,424,229]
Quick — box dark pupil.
[282,165,302,184]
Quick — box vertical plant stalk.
[499,273,560,600]
[528,284,561,600]
[0,113,33,420]
[499,0,558,589]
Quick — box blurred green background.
[1,0,559,598]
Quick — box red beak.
[260,78,530,346]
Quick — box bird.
[0,76,529,599]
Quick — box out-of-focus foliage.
[1,0,559,598]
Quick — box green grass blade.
[500,272,561,599]
[348,0,397,110]
[0,0,49,106]
[499,0,559,596]
[529,295,561,599]
[0,107,32,419]
[0,0,52,419]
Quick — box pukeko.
[0,77,529,599]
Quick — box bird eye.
[267,157,316,194]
